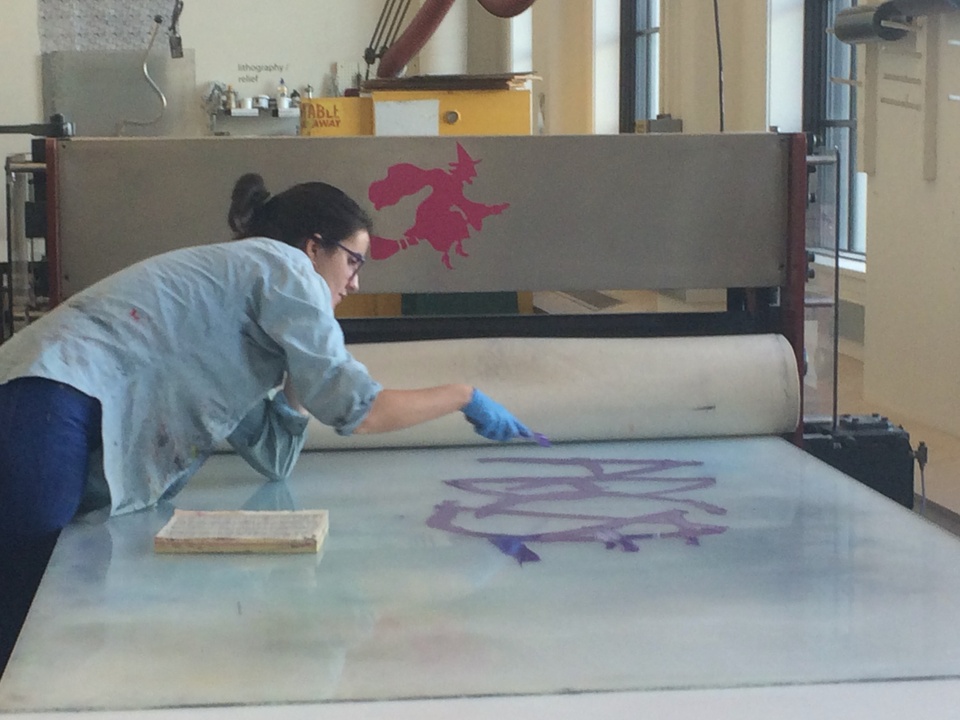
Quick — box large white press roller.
[304,334,800,449]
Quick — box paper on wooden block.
[154,509,328,554]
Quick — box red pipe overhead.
[476,0,537,18]
[377,0,538,78]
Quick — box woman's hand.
[460,388,531,442]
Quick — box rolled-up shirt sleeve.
[251,261,382,436]
[227,391,310,481]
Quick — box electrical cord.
[712,0,725,132]
[116,15,168,136]
[168,0,185,59]
[169,0,184,33]
[915,440,928,516]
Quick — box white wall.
[0,0,43,259]
[181,0,385,98]
[531,0,594,135]
[0,2,42,129]
[2,0,398,114]
[862,12,960,436]
[525,0,620,136]
[660,0,769,133]
[467,0,511,74]
[417,0,469,75]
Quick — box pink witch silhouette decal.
[368,143,510,270]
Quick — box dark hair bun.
[228,173,271,237]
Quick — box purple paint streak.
[427,457,728,562]
[489,535,541,565]
[532,432,551,447]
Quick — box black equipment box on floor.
[803,414,915,509]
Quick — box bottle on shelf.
[276,77,291,110]
[224,84,237,110]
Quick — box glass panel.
[8,439,960,711]
[804,295,838,421]
[824,127,852,252]
[807,146,840,255]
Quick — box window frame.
[803,0,863,256]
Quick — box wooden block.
[154,509,328,555]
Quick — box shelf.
[222,107,301,119]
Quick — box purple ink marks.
[532,432,552,447]
[489,535,541,565]
[594,528,640,552]
[368,143,510,270]
[426,456,728,562]
[130,308,141,321]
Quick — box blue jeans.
[0,377,102,536]
[0,377,102,678]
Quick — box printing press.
[2,132,959,719]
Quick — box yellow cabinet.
[300,97,374,136]
[370,89,532,136]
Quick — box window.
[509,6,533,73]
[804,0,866,255]
[620,0,660,133]
[618,2,865,254]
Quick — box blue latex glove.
[461,388,531,442]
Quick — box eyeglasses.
[335,241,366,279]
[311,233,366,280]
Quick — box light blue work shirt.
[0,238,382,516]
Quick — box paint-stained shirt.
[0,238,381,516]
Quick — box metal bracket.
[0,114,75,138]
